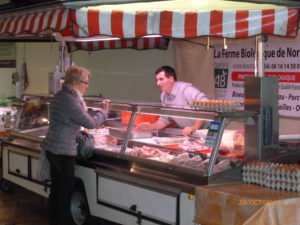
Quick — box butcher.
[137,65,208,136]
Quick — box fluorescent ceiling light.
[53,33,163,42]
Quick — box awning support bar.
[255,35,267,77]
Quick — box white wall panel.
[15,42,174,102]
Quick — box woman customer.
[41,65,109,225]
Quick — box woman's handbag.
[36,149,51,182]
[76,131,95,160]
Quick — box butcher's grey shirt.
[41,84,108,156]
[159,81,208,128]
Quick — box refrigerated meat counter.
[1,94,296,225]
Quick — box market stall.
[0,1,299,225]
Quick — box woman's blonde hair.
[64,66,91,85]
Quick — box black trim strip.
[7,170,50,186]
[76,158,96,169]
[28,155,32,179]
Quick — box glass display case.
[9,95,258,189]
[12,94,50,141]
[84,97,257,188]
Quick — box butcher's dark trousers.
[46,151,75,225]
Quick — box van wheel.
[70,184,90,225]
[0,179,15,193]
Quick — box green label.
[214,69,228,88]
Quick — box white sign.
[214,42,300,117]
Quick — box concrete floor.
[0,183,48,225]
[0,181,119,225]
[0,159,117,225]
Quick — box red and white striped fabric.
[0,8,70,36]
[71,8,299,39]
[66,37,169,52]
[0,1,298,40]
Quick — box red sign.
[231,71,300,83]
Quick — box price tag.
[205,121,221,147]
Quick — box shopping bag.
[76,131,95,160]
[36,149,50,181]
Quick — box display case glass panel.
[86,100,252,177]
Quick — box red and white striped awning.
[0,8,71,36]
[70,0,299,39]
[66,37,169,52]
[0,0,298,40]
[0,6,170,51]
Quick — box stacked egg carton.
[242,161,300,192]
[191,100,241,111]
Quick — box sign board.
[214,42,300,117]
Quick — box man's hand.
[182,126,195,136]
[136,122,153,130]
[182,120,204,136]
[136,120,167,131]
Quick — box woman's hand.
[101,99,110,110]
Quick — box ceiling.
[0,0,168,13]
[228,0,300,7]
[0,0,62,12]
[1,0,300,10]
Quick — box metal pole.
[255,35,265,77]
[121,106,137,153]
[59,41,66,72]
[254,37,258,77]
[70,49,73,68]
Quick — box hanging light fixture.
[223,38,227,50]
[53,33,163,42]
[206,37,210,50]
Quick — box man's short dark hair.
[155,66,177,81]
